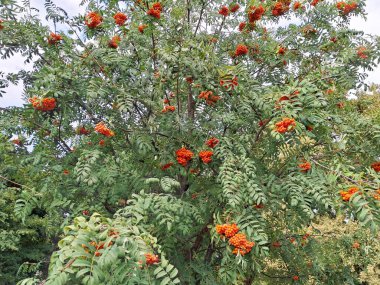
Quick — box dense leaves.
[1,0,380,284]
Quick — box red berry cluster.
[29,97,56,111]
[47,33,62,45]
[340,187,360,201]
[216,223,239,238]
[12,138,21,145]
[161,162,174,170]
[108,35,121,48]
[186,76,193,84]
[293,2,302,10]
[238,22,246,32]
[199,150,213,164]
[0,19,4,30]
[147,2,163,19]
[371,162,380,172]
[275,118,296,133]
[235,44,248,57]
[272,1,290,17]
[298,162,311,172]
[144,253,160,265]
[357,46,368,59]
[248,5,265,24]
[220,76,238,90]
[198,91,221,106]
[229,3,240,13]
[77,126,91,135]
[176,147,194,167]
[311,0,320,6]
[373,189,380,201]
[113,12,128,26]
[82,240,113,257]
[218,6,230,17]
[277,46,287,55]
[94,122,115,137]
[138,24,148,33]
[162,105,176,113]
[85,12,103,29]
[337,1,357,15]
[216,224,255,256]
[205,137,219,148]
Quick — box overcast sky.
[1,0,379,107]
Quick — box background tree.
[1,0,380,284]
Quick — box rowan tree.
[1,0,380,284]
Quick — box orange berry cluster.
[108,229,119,237]
[277,46,286,55]
[238,22,246,32]
[298,162,311,172]
[235,44,248,57]
[248,5,265,24]
[220,76,238,90]
[230,3,240,13]
[272,1,290,17]
[357,46,368,59]
[275,118,296,133]
[311,0,320,6]
[161,162,174,170]
[199,150,213,164]
[47,33,62,45]
[340,187,360,201]
[337,1,357,15]
[77,126,91,135]
[293,2,302,10]
[82,240,113,257]
[229,233,255,255]
[205,137,219,148]
[216,223,239,238]
[108,35,121,49]
[147,2,162,19]
[176,147,194,167]
[216,224,254,256]
[373,189,380,201]
[371,162,380,172]
[29,97,56,111]
[144,253,160,265]
[113,12,128,26]
[162,105,176,113]
[12,138,21,145]
[94,122,115,137]
[138,24,148,33]
[85,12,103,29]
[198,91,221,106]
[218,6,230,17]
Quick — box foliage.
[1,0,380,284]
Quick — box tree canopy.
[1,0,380,284]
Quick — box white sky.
[0,0,379,107]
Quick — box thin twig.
[311,159,378,187]
[0,175,33,190]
